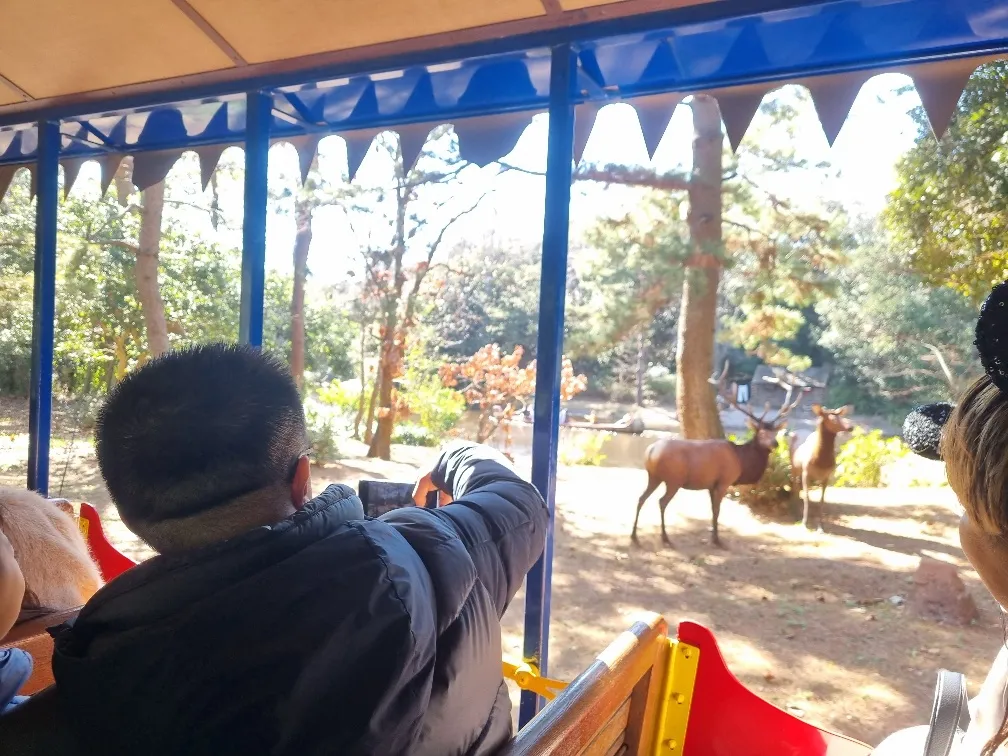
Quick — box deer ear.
[811,404,823,416]
[836,405,852,416]
[746,418,757,430]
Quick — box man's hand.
[412,471,453,508]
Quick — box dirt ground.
[1,397,1002,747]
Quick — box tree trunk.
[290,199,312,389]
[352,326,367,440]
[367,331,397,460]
[676,95,724,440]
[364,373,379,444]
[209,171,220,232]
[635,329,647,407]
[136,181,170,358]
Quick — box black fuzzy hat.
[901,281,1008,460]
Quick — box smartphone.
[358,480,437,518]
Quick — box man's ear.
[291,455,312,510]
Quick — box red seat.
[679,621,870,755]
[77,503,137,582]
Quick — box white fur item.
[0,486,103,611]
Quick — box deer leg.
[709,485,728,548]
[801,469,812,530]
[817,482,828,531]
[632,476,661,543]
[658,488,678,546]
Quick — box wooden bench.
[501,615,873,756]
[501,613,669,756]
[2,608,79,695]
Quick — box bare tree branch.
[575,164,691,192]
[404,191,492,323]
[496,161,692,193]
[922,342,961,391]
[97,239,140,254]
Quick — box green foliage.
[391,423,438,447]
[316,380,363,418]
[886,61,1008,304]
[645,366,676,402]
[406,377,465,436]
[54,197,241,392]
[834,428,908,488]
[0,172,50,393]
[729,431,794,518]
[567,87,845,404]
[305,407,340,462]
[558,430,612,467]
[398,333,466,438]
[426,240,542,359]
[718,87,848,369]
[817,219,977,415]
[570,195,690,356]
[262,274,356,384]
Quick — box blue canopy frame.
[11,0,1008,727]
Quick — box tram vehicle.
[2,0,1003,752]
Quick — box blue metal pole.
[239,90,270,346]
[26,120,60,495]
[519,42,576,728]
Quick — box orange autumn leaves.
[440,344,587,449]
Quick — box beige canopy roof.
[0,0,713,114]
[0,0,1001,188]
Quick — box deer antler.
[762,380,807,427]
[709,361,768,426]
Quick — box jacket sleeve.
[428,441,549,618]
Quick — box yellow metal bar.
[502,659,568,701]
[654,639,700,755]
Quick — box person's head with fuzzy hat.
[895,280,1008,756]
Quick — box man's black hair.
[96,343,308,531]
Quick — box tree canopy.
[887,61,1008,303]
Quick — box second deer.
[632,370,803,548]
[789,405,853,530]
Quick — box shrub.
[729,430,795,519]
[392,423,439,448]
[404,377,466,437]
[316,380,364,419]
[559,430,613,467]
[305,407,340,462]
[645,366,676,402]
[834,428,908,488]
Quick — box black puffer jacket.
[51,442,548,756]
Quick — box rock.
[909,557,979,625]
[888,595,905,607]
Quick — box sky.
[69,72,925,288]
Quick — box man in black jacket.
[50,343,549,756]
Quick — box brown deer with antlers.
[632,368,804,548]
[790,405,853,531]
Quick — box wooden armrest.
[2,608,80,695]
[500,613,669,756]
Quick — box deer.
[789,405,854,531]
[631,366,804,548]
